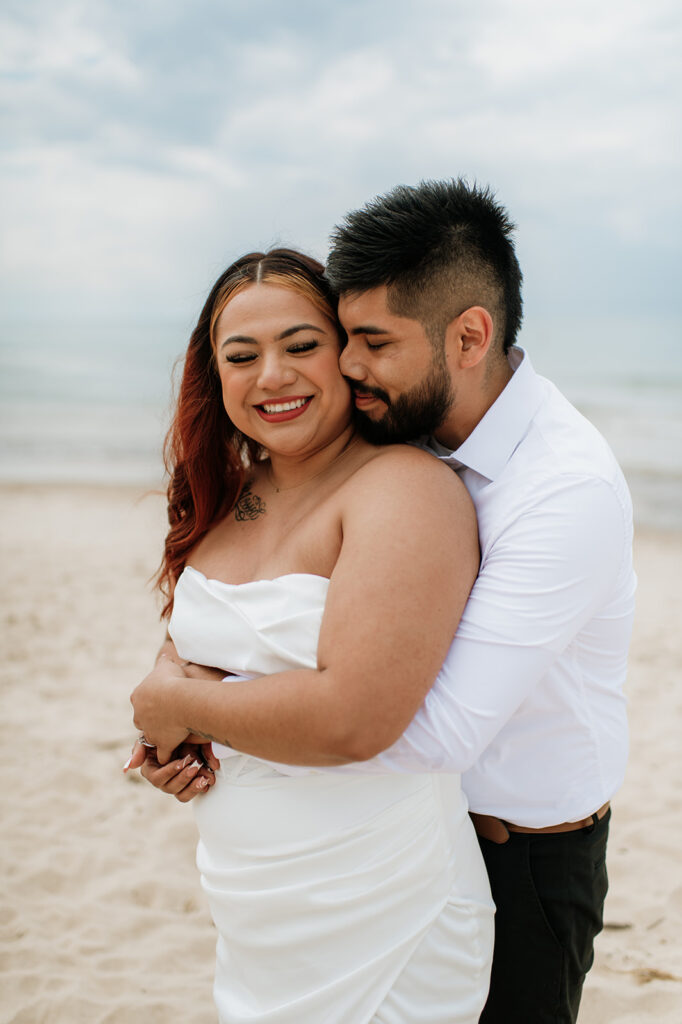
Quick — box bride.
[129,248,494,1023]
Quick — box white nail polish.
[122,756,132,772]
[190,760,202,770]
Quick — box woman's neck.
[266,424,359,494]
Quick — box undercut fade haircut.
[326,178,523,353]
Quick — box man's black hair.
[326,178,523,353]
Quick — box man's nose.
[257,353,297,390]
[339,339,367,382]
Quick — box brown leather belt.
[470,801,610,845]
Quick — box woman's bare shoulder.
[348,443,470,503]
[338,443,476,549]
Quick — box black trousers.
[478,809,610,1024]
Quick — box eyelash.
[224,352,256,364]
[366,341,388,351]
[289,340,318,354]
[224,340,319,364]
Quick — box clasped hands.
[126,655,222,802]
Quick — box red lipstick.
[255,395,313,422]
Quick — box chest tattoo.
[234,483,267,521]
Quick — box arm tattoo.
[189,727,233,749]
[234,483,266,521]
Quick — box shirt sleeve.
[349,473,632,774]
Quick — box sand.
[0,483,680,1023]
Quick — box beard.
[350,356,454,445]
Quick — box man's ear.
[446,306,494,368]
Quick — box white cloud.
[0,1,139,84]
[469,0,678,85]
[0,0,679,318]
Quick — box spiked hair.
[326,178,523,352]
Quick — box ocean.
[1,316,681,529]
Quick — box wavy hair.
[156,248,338,617]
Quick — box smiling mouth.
[255,395,313,421]
[259,397,311,414]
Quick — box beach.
[1,482,680,1023]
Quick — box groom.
[136,180,636,1022]
[324,179,636,1023]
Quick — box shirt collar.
[428,347,545,482]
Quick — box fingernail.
[122,756,132,772]
[197,777,209,789]
[189,760,202,770]
[181,755,193,768]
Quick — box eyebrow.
[277,323,321,340]
[220,323,323,350]
[346,325,389,337]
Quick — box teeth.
[261,398,309,413]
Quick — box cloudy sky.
[1,0,680,335]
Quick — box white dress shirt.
[366,347,636,827]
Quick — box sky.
[1,0,680,335]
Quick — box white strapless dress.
[170,567,494,1024]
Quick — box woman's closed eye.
[287,339,319,355]
[224,340,319,365]
[224,351,257,364]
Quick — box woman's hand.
[128,649,228,777]
[130,656,192,764]
[142,745,216,800]
[124,740,218,800]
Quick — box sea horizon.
[2,314,681,530]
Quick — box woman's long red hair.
[156,249,338,618]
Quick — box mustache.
[345,381,391,405]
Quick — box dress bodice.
[168,566,330,676]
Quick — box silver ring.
[138,735,156,748]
